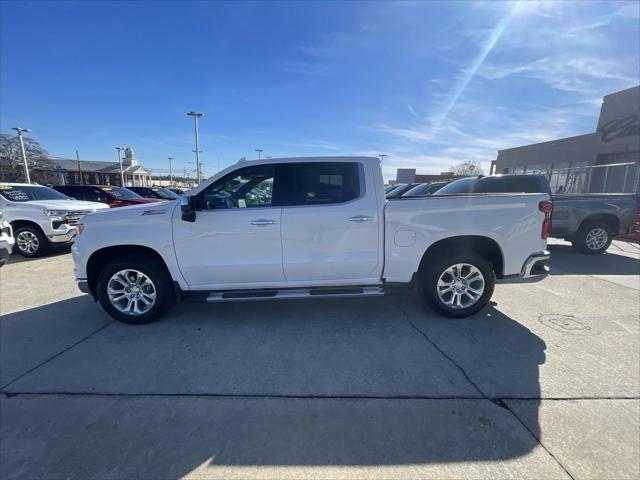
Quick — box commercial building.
[0,147,151,186]
[492,86,640,193]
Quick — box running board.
[206,286,384,303]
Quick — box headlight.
[44,210,67,217]
[44,209,67,221]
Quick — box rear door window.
[282,162,360,206]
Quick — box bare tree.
[0,133,49,182]
[450,160,484,176]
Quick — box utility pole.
[187,111,204,184]
[12,127,31,184]
[168,157,174,186]
[115,146,125,186]
[76,150,83,184]
[255,148,263,160]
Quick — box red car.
[53,185,162,208]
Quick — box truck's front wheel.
[419,254,495,318]
[14,226,50,257]
[96,256,176,324]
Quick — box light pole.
[12,127,31,184]
[255,148,263,160]
[168,157,174,186]
[187,111,204,184]
[115,147,125,186]
[379,154,388,166]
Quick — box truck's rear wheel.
[96,255,175,324]
[14,226,50,258]
[572,221,613,254]
[419,253,495,318]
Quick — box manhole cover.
[538,314,600,336]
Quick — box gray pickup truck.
[550,194,638,254]
[435,175,639,254]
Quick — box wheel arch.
[579,214,620,235]
[10,219,46,235]
[418,235,505,279]
[86,245,173,296]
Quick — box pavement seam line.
[2,392,639,401]
[0,320,115,390]
[392,301,488,398]
[394,301,577,480]
[500,400,577,480]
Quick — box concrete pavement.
[1,241,638,479]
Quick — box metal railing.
[546,162,639,194]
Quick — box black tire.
[572,221,613,255]
[418,253,495,318]
[96,255,176,324]
[14,225,50,258]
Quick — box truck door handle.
[251,219,277,226]
[348,215,372,222]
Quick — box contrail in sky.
[429,1,522,138]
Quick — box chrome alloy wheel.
[107,269,157,315]
[16,231,39,254]
[437,263,485,309]
[585,227,608,251]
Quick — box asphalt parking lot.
[1,239,638,479]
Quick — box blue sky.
[1,0,638,180]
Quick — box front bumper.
[48,227,78,244]
[521,251,550,278]
[0,239,12,266]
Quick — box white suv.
[0,183,109,257]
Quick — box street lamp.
[12,127,31,184]
[187,111,204,184]
[255,148,263,160]
[115,146,125,186]
[379,154,388,166]
[168,157,174,186]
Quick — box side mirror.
[181,195,196,222]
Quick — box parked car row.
[0,183,188,258]
[385,181,450,198]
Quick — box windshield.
[403,183,446,196]
[153,188,179,200]
[0,185,71,202]
[433,178,476,195]
[386,184,407,196]
[100,186,143,200]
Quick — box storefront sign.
[600,114,639,142]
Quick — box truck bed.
[383,193,550,282]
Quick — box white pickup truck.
[72,157,551,324]
[0,183,110,257]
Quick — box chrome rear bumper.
[521,251,550,278]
